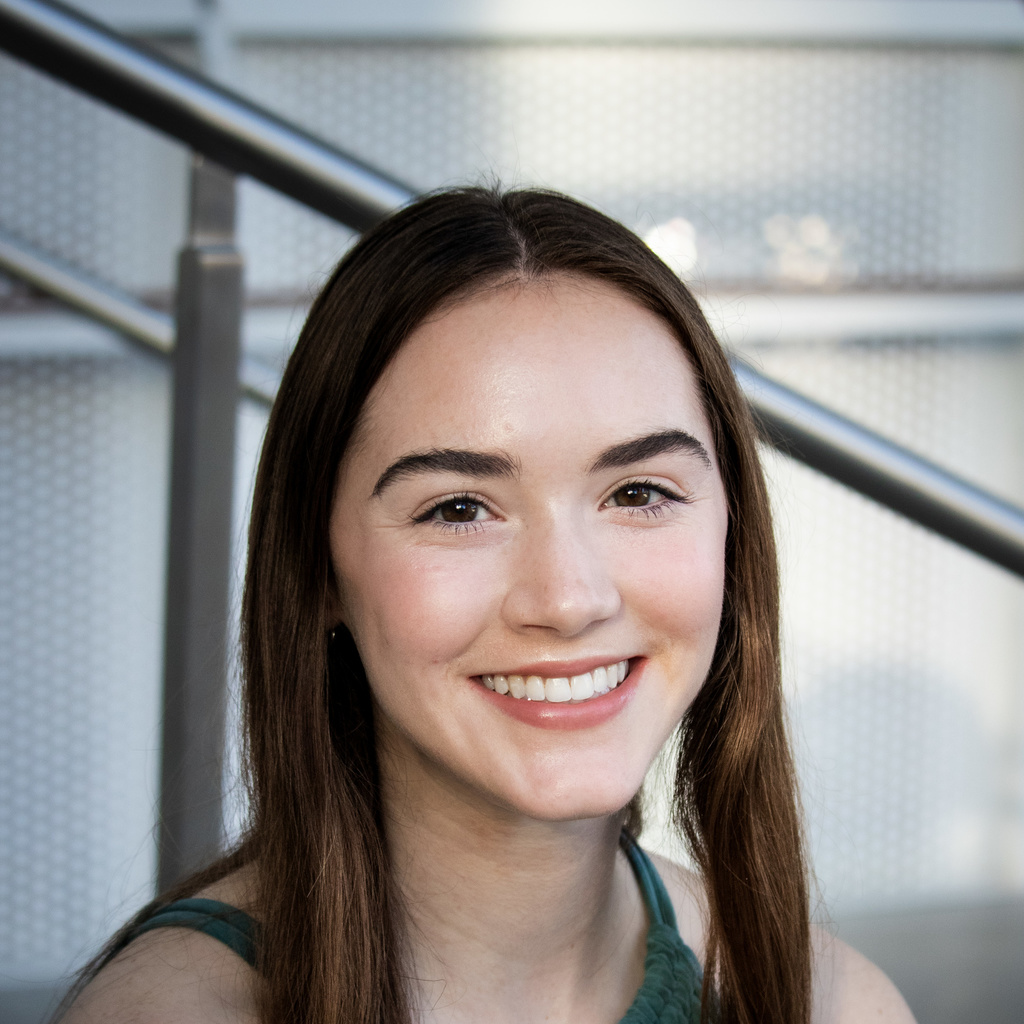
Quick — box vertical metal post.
[158,154,243,891]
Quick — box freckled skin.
[329,275,730,823]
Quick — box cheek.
[614,527,726,650]
[341,542,505,672]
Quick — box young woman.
[61,188,914,1024]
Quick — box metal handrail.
[0,227,277,405]
[0,228,173,351]
[0,0,414,231]
[1,0,1023,578]
[734,361,1024,576]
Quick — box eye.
[413,493,495,532]
[433,497,485,523]
[604,480,691,515]
[608,483,659,508]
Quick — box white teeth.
[525,675,546,701]
[545,677,572,702]
[483,660,630,704]
[570,673,595,701]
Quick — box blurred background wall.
[1,2,1023,1021]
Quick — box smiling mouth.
[480,660,629,703]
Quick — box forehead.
[356,275,710,459]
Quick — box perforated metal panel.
[0,52,188,297]
[0,345,170,980]
[747,334,1024,909]
[3,43,1022,294]
[232,43,1024,292]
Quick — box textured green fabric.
[121,843,702,1021]
[124,898,257,967]
[620,838,704,1023]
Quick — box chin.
[495,778,643,825]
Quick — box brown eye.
[612,484,653,507]
[438,498,481,523]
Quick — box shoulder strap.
[125,898,258,968]
[618,835,704,1023]
[620,834,680,933]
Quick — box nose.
[501,514,621,637]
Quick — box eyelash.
[414,480,692,534]
[605,480,693,518]
[413,493,492,534]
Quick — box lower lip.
[475,661,642,730]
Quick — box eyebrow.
[372,428,712,497]
[588,429,713,472]
[372,448,520,496]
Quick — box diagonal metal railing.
[0,0,412,229]
[732,363,1024,576]
[0,226,278,404]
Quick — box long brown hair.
[74,187,810,1024]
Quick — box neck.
[381,750,648,1024]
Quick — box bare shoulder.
[60,869,259,1024]
[60,927,258,1024]
[811,929,917,1024]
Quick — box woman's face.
[329,274,729,823]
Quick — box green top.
[119,838,703,1023]
[120,898,257,965]
[619,836,704,1023]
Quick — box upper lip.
[478,655,636,679]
